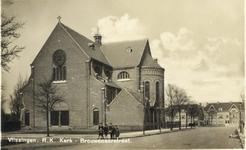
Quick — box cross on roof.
[57,16,61,22]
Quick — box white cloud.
[150,28,244,103]
[92,14,146,43]
[160,27,196,52]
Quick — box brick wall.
[106,89,144,127]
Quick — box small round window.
[126,47,132,53]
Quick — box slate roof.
[60,23,111,66]
[141,52,163,69]
[101,39,148,68]
[127,89,143,104]
[204,102,242,111]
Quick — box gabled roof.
[204,102,242,111]
[108,89,143,106]
[101,39,148,68]
[60,23,110,66]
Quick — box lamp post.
[239,103,242,133]
[140,81,146,135]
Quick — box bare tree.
[187,104,200,128]
[173,87,190,130]
[9,74,28,120]
[31,77,65,136]
[1,13,25,72]
[165,84,177,130]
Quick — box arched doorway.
[93,108,99,125]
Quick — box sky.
[1,0,245,113]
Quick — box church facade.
[20,20,165,131]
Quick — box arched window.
[145,81,150,100]
[105,71,111,79]
[51,101,69,126]
[25,110,30,126]
[93,108,99,125]
[118,71,130,79]
[156,82,159,104]
[94,67,102,77]
[53,50,66,81]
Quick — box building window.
[156,82,159,103]
[218,108,223,111]
[93,108,99,125]
[181,115,185,119]
[105,71,111,79]
[25,110,30,126]
[53,50,66,81]
[145,81,150,100]
[94,67,102,77]
[226,115,229,118]
[118,71,130,80]
[51,101,69,126]
[51,111,69,126]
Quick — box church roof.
[141,51,163,69]
[204,102,242,111]
[101,39,148,68]
[60,23,111,66]
[127,89,143,104]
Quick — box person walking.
[109,123,114,139]
[115,125,120,140]
[104,124,109,138]
[98,123,104,139]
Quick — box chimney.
[94,28,102,46]
[206,102,208,106]
[217,101,219,104]
[230,101,232,104]
[199,103,201,106]
[154,58,158,63]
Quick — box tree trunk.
[171,108,173,130]
[47,98,49,137]
[179,109,181,130]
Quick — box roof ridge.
[59,22,90,58]
[103,38,148,45]
[60,23,93,42]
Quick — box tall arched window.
[93,108,99,125]
[118,71,130,79]
[145,81,150,100]
[25,110,30,126]
[53,50,66,81]
[156,82,159,103]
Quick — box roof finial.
[57,16,61,22]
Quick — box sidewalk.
[2,127,195,140]
[237,129,245,149]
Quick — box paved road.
[2,126,242,149]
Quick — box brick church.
[20,18,165,131]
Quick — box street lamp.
[140,81,146,135]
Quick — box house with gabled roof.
[204,101,242,126]
[20,18,165,131]
[165,104,204,127]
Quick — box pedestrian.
[98,123,104,139]
[115,125,120,140]
[109,123,114,139]
[111,125,116,139]
[104,124,109,138]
